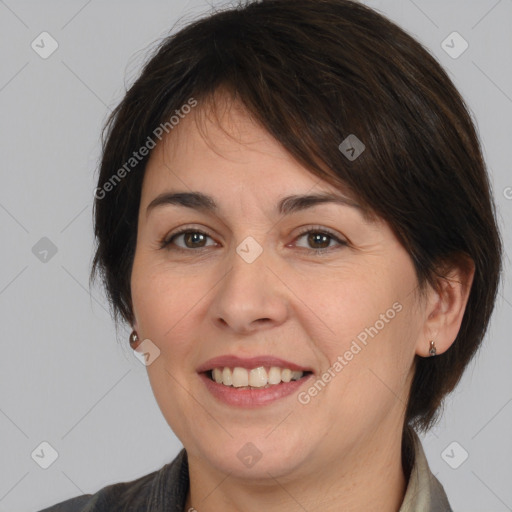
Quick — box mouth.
[204,366,313,389]
[196,355,314,407]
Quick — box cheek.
[294,261,419,402]
[131,254,204,345]
[289,264,396,351]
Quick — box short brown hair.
[91,0,502,431]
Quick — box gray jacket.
[38,430,452,511]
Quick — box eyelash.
[159,225,348,254]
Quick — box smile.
[197,355,314,407]
[209,366,309,389]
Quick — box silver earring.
[129,330,139,347]
[429,340,437,357]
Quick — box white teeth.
[232,367,249,388]
[249,367,267,388]
[281,368,292,383]
[213,368,223,384]
[268,366,282,385]
[209,366,306,388]
[222,367,233,386]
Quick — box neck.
[184,426,407,512]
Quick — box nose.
[209,245,289,334]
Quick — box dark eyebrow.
[278,193,362,215]
[146,191,363,218]
[146,192,217,218]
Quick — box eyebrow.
[146,191,363,218]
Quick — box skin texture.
[130,95,473,512]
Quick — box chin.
[191,434,311,480]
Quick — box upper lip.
[196,355,313,373]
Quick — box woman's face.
[131,99,427,480]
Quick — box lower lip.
[199,372,313,407]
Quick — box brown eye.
[181,232,208,248]
[294,229,347,251]
[306,232,331,249]
[161,229,216,250]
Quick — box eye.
[293,227,348,252]
[160,226,348,253]
[160,228,217,250]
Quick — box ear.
[416,255,475,357]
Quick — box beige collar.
[399,429,452,512]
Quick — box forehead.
[141,97,350,206]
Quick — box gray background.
[0,0,511,510]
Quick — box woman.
[40,0,502,510]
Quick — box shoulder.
[36,449,188,512]
[36,470,156,512]
[37,495,94,512]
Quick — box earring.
[429,340,437,357]
[129,330,139,348]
